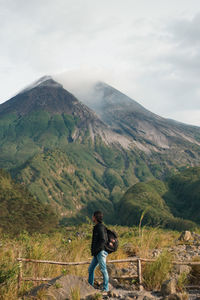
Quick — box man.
[88,210,109,292]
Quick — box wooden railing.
[17,257,200,291]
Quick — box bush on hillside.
[118,169,200,230]
[0,169,58,235]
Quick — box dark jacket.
[91,222,107,256]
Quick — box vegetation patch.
[143,251,173,290]
[0,169,58,234]
[118,167,200,230]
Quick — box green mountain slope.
[118,167,200,230]
[0,111,80,169]
[166,167,200,223]
[1,76,200,223]
[13,145,153,222]
[14,147,112,217]
[0,169,58,234]
[0,78,109,170]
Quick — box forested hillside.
[118,167,200,230]
[0,169,58,234]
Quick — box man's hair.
[93,211,103,223]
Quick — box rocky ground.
[25,275,163,300]
[26,231,200,300]
[26,276,200,300]
[153,231,200,261]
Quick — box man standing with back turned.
[88,211,109,292]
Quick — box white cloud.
[167,109,200,126]
[1,0,200,126]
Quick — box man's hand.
[109,238,115,247]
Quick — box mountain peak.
[0,76,134,154]
[62,78,200,150]
[76,80,154,127]
[94,81,148,109]
[0,76,80,116]
[19,76,63,94]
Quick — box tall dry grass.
[70,286,81,300]
[121,225,178,259]
[143,251,173,290]
[0,224,179,299]
[0,228,91,299]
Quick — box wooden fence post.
[137,258,142,290]
[18,259,23,292]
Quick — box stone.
[152,249,162,258]
[192,232,200,241]
[86,294,105,300]
[139,285,144,291]
[108,291,120,298]
[163,293,188,300]
[123,243,136,256]
[137,295,154,300]
[178,231,192,242]
[173,264,191,275]
[127,292,138,298]
[121,267,130,274]
[109,278,119,288]
[26,274,97,300]
[161,279,176,296]
[143,296,155,300]
[107,263,118,276]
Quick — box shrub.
[0,263,17,284]
[143,251,173,290]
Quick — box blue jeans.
[88,250,109,291]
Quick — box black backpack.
[104,227,118,254]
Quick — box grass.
[177,272,189,292]
[70,286,80,300]
[142,251,173,290]
[0,225,180,299]
[120,224,178,259]
[90,293,103,300]
[36,288,52,300]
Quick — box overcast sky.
[1,0,200,126]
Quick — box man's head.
[93,211,103,224]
